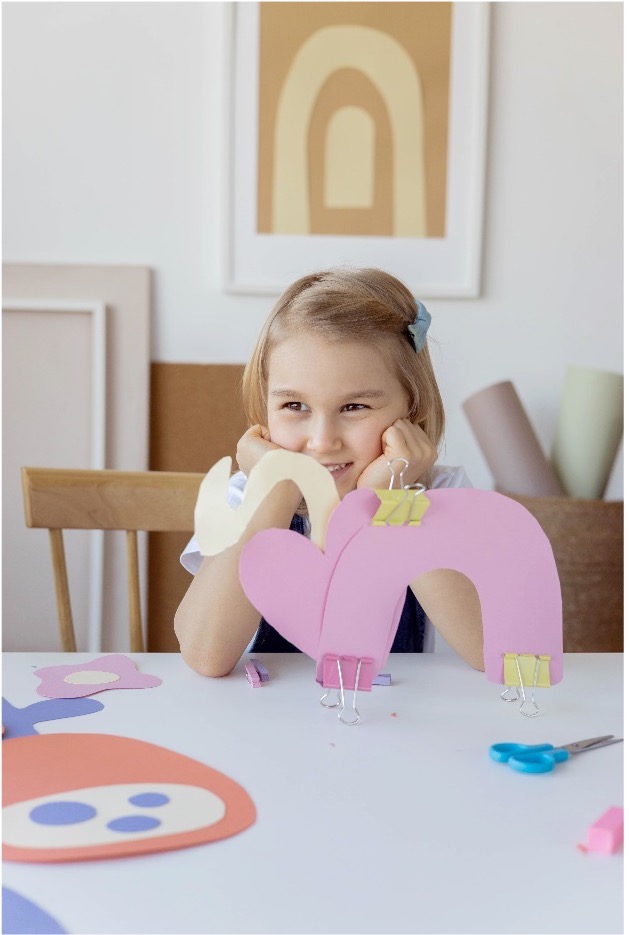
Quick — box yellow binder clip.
[372,458,430,527]
[503,653,551,689]
[501,653,551,718]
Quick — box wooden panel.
[148,363,247,651]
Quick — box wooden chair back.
[21,467,204,652]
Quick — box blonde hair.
[242,268,445,469]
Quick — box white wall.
[3,1,623,496]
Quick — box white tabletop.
[2,651,624,935]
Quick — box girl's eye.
[342,403,368,412]
[283,402,308,412]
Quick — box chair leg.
[126,530,145,652]
[48,529,77,652]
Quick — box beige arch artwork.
[325,106,375,209]
[271,25,427,237]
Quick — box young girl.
[175,268,484,677]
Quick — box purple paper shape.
[33,654,162,699]
[2,697,104,739]
[372,674,392,686]
[2,887,67,934]
[239,488,563,688]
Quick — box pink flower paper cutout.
[33,654,162,699]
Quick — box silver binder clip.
[380,458,410,525]
[320,657,363,726]
[337,657,361,726]
[319,687,341,709]
[388,457,409,490]
[516,654,541,717]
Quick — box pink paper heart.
[239,490,380,660]
[239,530,330,659]
[323,488,379,560]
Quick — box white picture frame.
[223,2,490,298]
[2,299,106,653]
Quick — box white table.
[2,652,624,935]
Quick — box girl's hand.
[236,424,281,477]
[356,419,437,491]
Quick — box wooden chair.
[21,467,204,652]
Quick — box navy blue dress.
[250,513,426,653]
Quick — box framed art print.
[224,2,489,298]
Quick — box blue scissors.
[489,734,623,774]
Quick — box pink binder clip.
[244,662,261,688]
[250,659,270,682]
[319,655,375,726]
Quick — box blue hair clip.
[407,300,431,352]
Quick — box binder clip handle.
[388,458,409,490]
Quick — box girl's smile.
[266,333,409,497]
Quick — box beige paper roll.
[551,365,623,499]
[463,381,565,496]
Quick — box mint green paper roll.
[551,366,623,499]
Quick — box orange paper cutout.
[3,733,255,863]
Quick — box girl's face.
[266,332,409,498]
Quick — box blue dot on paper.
[128,792,170,808]
[107,815,161,833]
[29,801,96,825]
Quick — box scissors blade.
[559,735,623,755]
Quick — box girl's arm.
[175,425,301,677]
[410,571,485,670]
[175,479,303,677]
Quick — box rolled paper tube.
[463,381,564,496]
[551,366,623,499]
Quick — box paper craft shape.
[3,733,255,863]
[33,654,161,699]
[2,697,104,739]
[194,451,563,702]
[2,887,67,934]
[194,450,339,554]
[238,484,563,688]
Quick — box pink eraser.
[586,806,624,854]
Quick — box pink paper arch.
[239,488,563,688]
